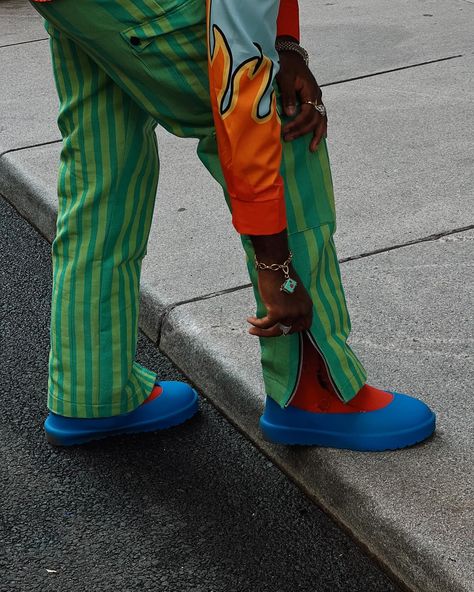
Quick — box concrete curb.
[0,148,59,242]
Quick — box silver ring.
[304,100,326,117]
[278,323,292,336]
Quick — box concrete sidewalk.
[1,2,473,591]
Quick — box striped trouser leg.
[45,23,159,417]
[256,126,368,406]
[33,0,215,418]
[198,128,368,407]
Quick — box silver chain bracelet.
[254,252,298,294]
[275,40,309,66]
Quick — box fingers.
[247,315,284,338]
[310,117,328,153]
[282,103,314,139]
[280,78,297,117]
[283,104,327,146]
[247,316,312,338]
[247,315,277,330]
[248,324,287,338]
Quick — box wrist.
[249,229,289,265]
[275,39,309,66]
[254,252,299,295]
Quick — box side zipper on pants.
[283,332,304,407]
[284,329,345,407]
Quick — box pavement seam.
[0,139,61,161]
[0,37,48,49]
[320,54,464,88]
[339,225,474,263]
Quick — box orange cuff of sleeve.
[231,187,287,236]
[277,0,300,41]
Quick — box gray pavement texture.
[1,2,474,592]
[0,0,47,47]
[0,196,400,592]
[300,0,473,84]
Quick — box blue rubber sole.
[45,388,199,447]
[259,393,436,451]
[260,414,436,450]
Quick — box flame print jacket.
[32,0,300,235]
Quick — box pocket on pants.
[119,0,209,134]
[120,0,203,51]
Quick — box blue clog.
[260,392,436,451]
[44,381,199,446]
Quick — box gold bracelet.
[254,252,298,294]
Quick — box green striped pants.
[31,0,367,418]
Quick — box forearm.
[249,230,290,265]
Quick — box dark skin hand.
[247,41,325,338]
[277,40,328,152]
[247,230,313,338]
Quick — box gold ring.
[303,100,327,117]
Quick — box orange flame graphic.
[208,25,283,202]
[210,26,276,124]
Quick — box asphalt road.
[0,195,400,592]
